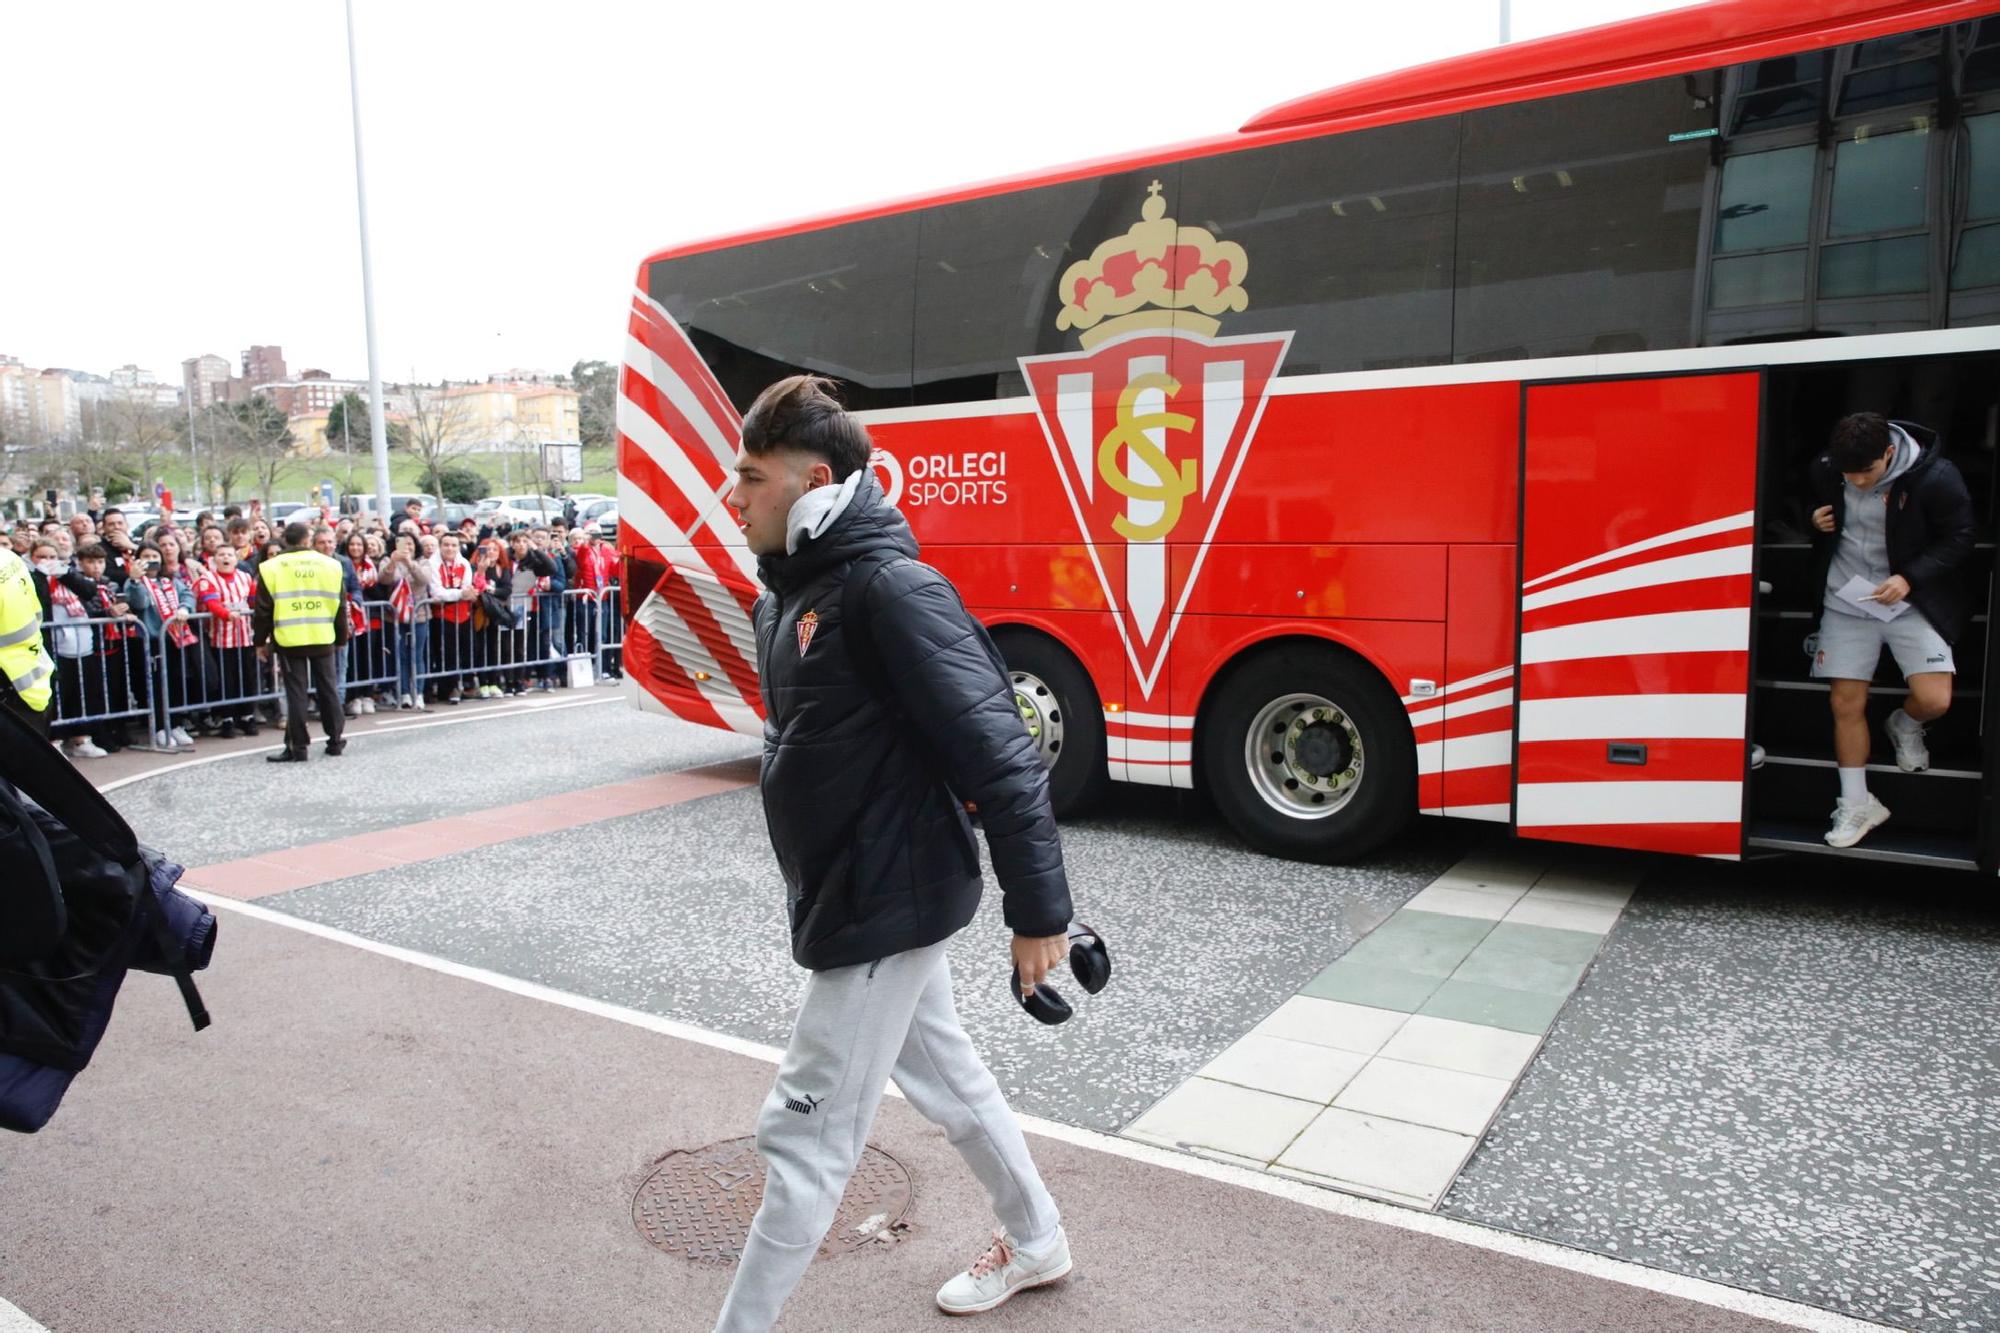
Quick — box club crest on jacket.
[796,610,818,657]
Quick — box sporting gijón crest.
[1018,183,1289,700]
[796,610,819,657]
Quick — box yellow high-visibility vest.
[258,549,343,649]
[0,547,54,713]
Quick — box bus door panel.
[1430,545,1519,824]
[1515,372,1760,858]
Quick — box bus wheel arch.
[1193,636,1418,863]
[988,624,1111,818]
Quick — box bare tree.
[402,379,475,493]
[38,398,134,502]
[198,404,254,501]
[100,391,179,503]
[214,396,296,506]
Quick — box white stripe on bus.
[1416,728,1513,776]
[1402,665,1514,706]
[1516,780,1742,827]
[1518,694,1746,743]
[1523,513,1754,592]
[623,333,736,471]
[1408,687,1515,731]
[1106,737,1193,762]
[1521,544,1753,612]
[1520,609,1748,666]
[617,385,757,582]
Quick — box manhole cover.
[632,1136,914,1264]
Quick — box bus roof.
[640,0,1996,273]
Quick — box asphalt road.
[6,700,1989,1329]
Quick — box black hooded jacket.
[1806,420,1978,645]
[752,473,1072,970]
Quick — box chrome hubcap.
[1011,670,1064,769]
[1245,692,1364,819]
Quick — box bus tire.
[1201,644,1415,862]
[993,630,1109,818]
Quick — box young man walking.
[713,375,1075,1331]
[1808,412,1976,847]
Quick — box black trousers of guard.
[280,651,343,756]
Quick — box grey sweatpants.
[713,940,1059,1332]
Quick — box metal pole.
[184,389,203,510]
[344,0,394,529]
[1499,0,1510,43]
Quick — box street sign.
[541,443,583,484]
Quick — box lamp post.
[343,0,394,527]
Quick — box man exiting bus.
[713,375,1076,1331]
[1808,413,1975,848]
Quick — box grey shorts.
[1811,606,1955,680]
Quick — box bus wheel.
[995,630,1108,818]
[1202,645,1415,862]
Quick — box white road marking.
[195,892,1892,1333]
[0,1297,50,1332]
[96,696,621,793]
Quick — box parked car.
[476,493,562,527]
[575,497,618,529]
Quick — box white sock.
[1837,767,1868,804]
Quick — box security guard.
[252,520,349,762]
[0,545,55,737]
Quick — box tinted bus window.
[648,214,917,414]
[1454,74,1717,361]
[1952,111,2000,291]
[1172,117,1458,376]
[913,169,1177,403]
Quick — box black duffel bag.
[0,705,215,1133]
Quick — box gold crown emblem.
[1056,181,1249,348]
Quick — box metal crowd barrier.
[43,581,629,745]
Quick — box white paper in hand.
[1835,574,1910,622]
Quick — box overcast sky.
[4,0,1688,386]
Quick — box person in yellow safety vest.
[0,545,56,738]
[251,520,349,763]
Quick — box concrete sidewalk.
[0,908,1802,1332]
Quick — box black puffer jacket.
[1807,421,1979,644]
[752,473,1072,970]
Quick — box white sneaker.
[67,740,108,759]
[936,1227,1071,1316]
[1825,795,1891,848]
[344,700,361,718]
[399,694,416,710]
[169,726,196,749]
[1886,708,1929,773]
[154,729,175,750]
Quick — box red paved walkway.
[178,758,757,899]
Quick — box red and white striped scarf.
[93,585,132,644]
[434,556,473,623]
[201,567,256,649]
[389,571,415,624]
[144,572,199,649]
[49,578,85,618]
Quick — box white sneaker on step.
[67,740,108,759]
[1885,708,1929,773]
[169,726,195,749]
[1825,795,1890,848]
[936,1227,1071,1316]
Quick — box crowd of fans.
[11,496,622,760]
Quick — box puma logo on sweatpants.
[783,1093,823,1115]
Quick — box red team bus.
[617,0,2000,874]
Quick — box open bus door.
[1512,371,1762,859]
